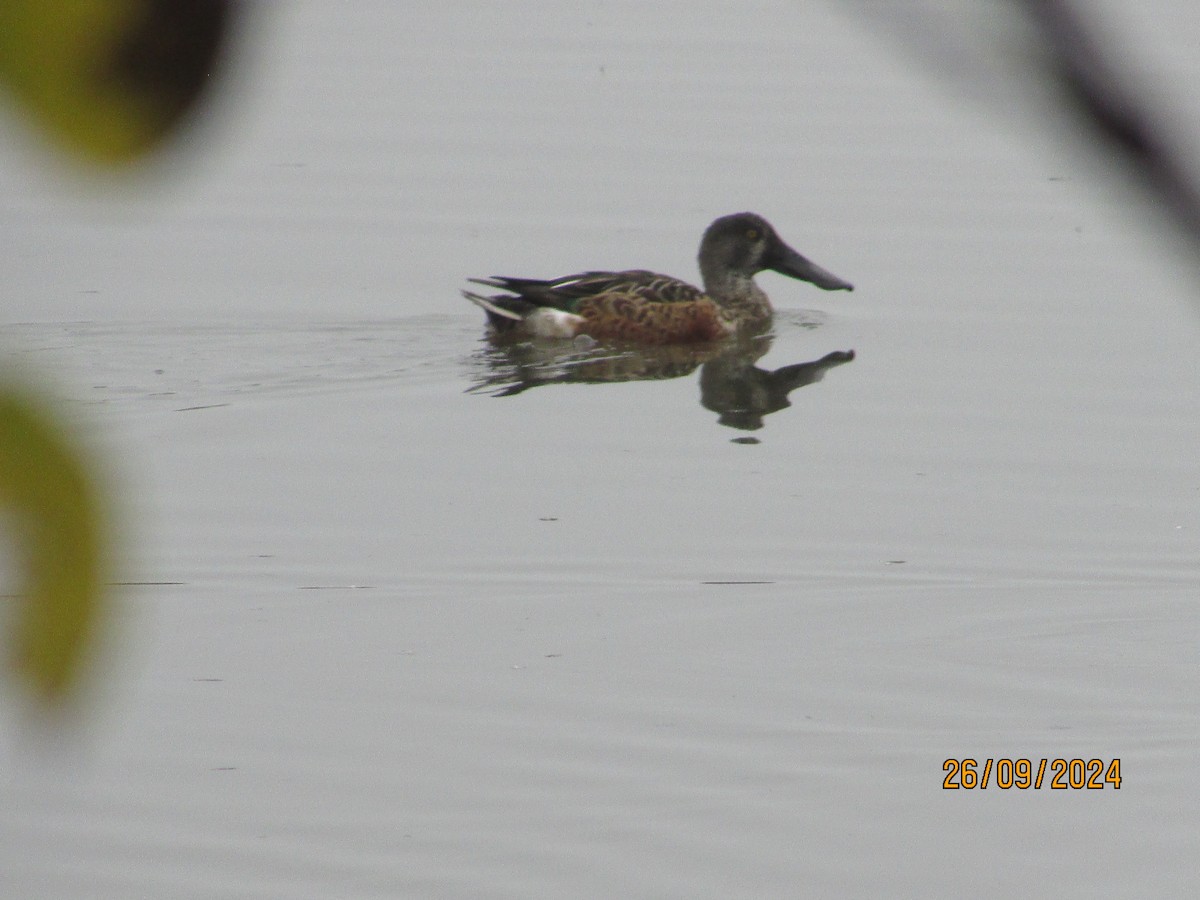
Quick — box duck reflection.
[466,328,854,432]
[699,346,853,431]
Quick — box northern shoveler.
[462,212,853,344]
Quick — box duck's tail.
[461,289,523,322]
[462,289,586,339]
[461,289,532,333]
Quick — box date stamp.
[943,758,1121,790]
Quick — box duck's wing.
[470,270,706,310]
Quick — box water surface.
[2,2,1199,897]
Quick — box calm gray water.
[3,2,1199,897]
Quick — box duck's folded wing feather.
[472,270,706,308]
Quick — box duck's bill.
[771,245,854,291]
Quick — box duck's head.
[698,212,853,293]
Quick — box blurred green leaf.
[1,388,110,706]
[0,0,232,163]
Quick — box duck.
[462,212,853,344]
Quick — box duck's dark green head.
[699,212,853,292]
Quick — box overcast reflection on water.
[3,2,1200,898]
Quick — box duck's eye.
[745,228,759,241]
